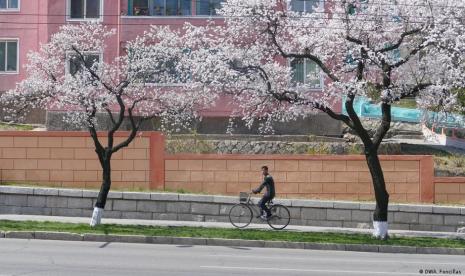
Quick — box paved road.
[1,239,465,276]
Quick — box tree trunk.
[365,146,390,239]
[90,155,111,227]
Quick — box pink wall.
[0,0,45,91]
[0,0,120,92]
[0,0,338,117]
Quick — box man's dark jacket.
[253,175,275,198]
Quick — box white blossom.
[2,22,215,131]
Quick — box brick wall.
[435,177,465,204]
[4,131,465,205]
[165,155,434,203]
[0,132,162,190]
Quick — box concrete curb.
[1,231,464,256]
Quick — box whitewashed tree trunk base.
[372,221,389,240]
[90,207,104,227]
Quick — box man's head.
[261,166,269,176]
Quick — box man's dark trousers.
[258,195,273,217]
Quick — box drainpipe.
[117,0,122,59]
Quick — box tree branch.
[372,102,391,149]
[107,94,127,149]
[265,21,340,82]
[345,95,373,147]
[104,107,116,126]
[399,82,432,99]
[346,35,363,45]
[86,105,105,165]
[375,29,422,53]
[314,103,355,130]
[71,46,114,93]
[390,41,433,69]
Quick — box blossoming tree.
[172,0,464,238]
[1,23,214,226]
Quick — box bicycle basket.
[239,192,249,202]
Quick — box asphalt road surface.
[1,239,465,276]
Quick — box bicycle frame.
[242,193,274,218]
[231,192,291,230]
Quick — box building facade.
[0,0,341,135]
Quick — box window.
[0,40,18,73]
[129,0,191,16]
[289,0,322,13]
[150,59,189,84]
[130,60,189,84]
[128,47,191,85]
[67,53,101,76]
[291,58,322,89]
[196,0,223,16]
[388,49,402,62]
[68,0,101,20]
[347,0,369,15]
[0,0,19,10]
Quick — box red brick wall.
[3,132,465,205]
[165,155,434,203]
[0,132,164,190]
[434,177,465,204]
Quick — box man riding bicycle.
[252,166,275,220]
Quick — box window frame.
[195,0,223,16]
[65,51,103,76]
[66,0,104,21]
[347,0,369,15]
[289,58,324,90]
[0,0,20,11]
[142,58,191,87]
[126,45,191,87]
[126,0,225,17]
[288,0,324,14]
[0,38,19,75]
[128,0,192,17]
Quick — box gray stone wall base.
[1,186,465,233]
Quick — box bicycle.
[228,192,291,230]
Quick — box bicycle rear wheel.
[229,203,253,229]
[267,204,290,230]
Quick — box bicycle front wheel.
[267,204,290,230]
[229,203,253,229]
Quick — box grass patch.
[1,220,465,249]
[0,122,35,131]
[393,98,417,109]
[400,144,465,177]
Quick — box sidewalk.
[1,214,464,240]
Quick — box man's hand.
[252,189,258,194]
